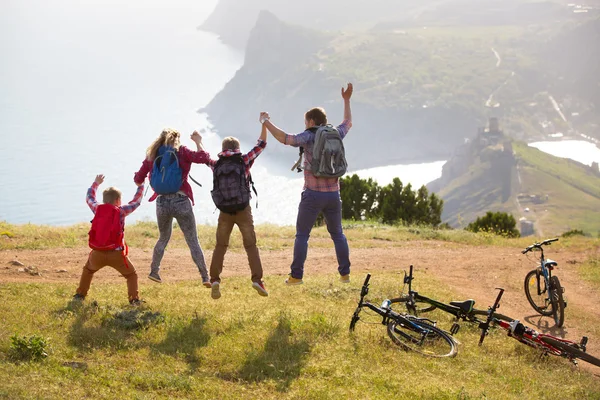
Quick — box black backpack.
[211,154,256,214]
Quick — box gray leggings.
[150,193,209,280]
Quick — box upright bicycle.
[350,274,457,357]
[522,238,566,327]
[479,288,600,367]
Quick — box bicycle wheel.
[386,318,457,358]
[549,276,565,328]
[540,336,600,367]
[524,269,553,316]
[390,296,436,315]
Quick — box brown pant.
[76,250,139,301]
[210,206,263,283]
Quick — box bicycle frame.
[534,246,553,301]
[480,288,587,365]
[391,265,510,330]
[352,274,438,342]
[492,318,575,358]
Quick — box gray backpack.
[292,125,348,178]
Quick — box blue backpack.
[150,146,183,194]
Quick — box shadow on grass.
[63,301,164,352]
[237,313,310,392]
[152,313,210,374]
[523,314,567,336]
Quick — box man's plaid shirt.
[284,120,351,192]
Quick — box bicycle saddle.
[450,299,475,314]
[544,259,558,268]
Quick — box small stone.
[56,269,68,273]
[9,260,25,266]
[18,268,25,273]
[62,361,88,370]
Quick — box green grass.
[0,219,581,252]
[1,272,599,399]
[580,256,600,290]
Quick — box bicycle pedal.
[450,323,460,335]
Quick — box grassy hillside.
[2,272,600,399]
[513,142,600,235]
[432,140,600,235]
[2,223,600,398]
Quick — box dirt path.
[2,241,600,372]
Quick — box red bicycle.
[478,288,600,367]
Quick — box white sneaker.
[252,281,269,297]
[211,282,221,300]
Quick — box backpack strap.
[248,173,258,209]
[188,174,202,187]
[292,127,318,173]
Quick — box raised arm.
[259,117,268,143]
[191,131,206,152]
[120,184,145,217]
[341,83,353,127]
[262,117,287,144]
[86,174,104,213]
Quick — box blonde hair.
[222,136,240,151]
[103,187,122,205]
[146,128,181,160]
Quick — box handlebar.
[360,274,371,298]
[479,288,505,346]
[521,238,559,254]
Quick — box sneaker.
[202,279,212,289]
[340,274,350,283]
[129,299,144,307]
[252,281,269,297]
[72,293,85,301]
[285,275,304,286]
[148,270,162,283]
[211,282,221,300]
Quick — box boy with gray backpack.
[204,117,268,299]
[262,83,353,285]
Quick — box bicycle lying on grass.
[390,265,513,335]
[349,274,457,358]
[522,238,566,327]
[479,288,600,367]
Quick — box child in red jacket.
[73,174,144,305]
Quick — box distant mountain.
[200,5,600,173]
[200,0,573,49]
[428,119,600,235]
[200,0,437,48]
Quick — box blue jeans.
[290,189,350,279]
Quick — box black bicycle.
[390,265,513,335]
[350,274,457,358]
[522,238,565,327]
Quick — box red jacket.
[134,145,209,205]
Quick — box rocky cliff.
[201,11,480,171]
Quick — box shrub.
[561,229,585,238]
[465,211,520,238]
[9,334,49,361]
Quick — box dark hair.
[305,107,327,126]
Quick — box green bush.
[465,211,520,238]
[9,334,50,361]
[561,229,586,238]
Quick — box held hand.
[259,112,270,124]
[94,174,105,185]
[191,131,202,144]
[135,179,144,187]
[341,82,353,101]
